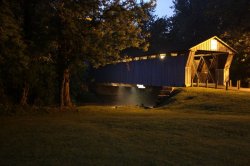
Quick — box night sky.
[155,0,174,17]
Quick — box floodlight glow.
[111,83,118,87]
[85,17,92,21]
[171,53,178,56]
[160,54,166,59]
[137,84,146,89]
[211,39,218,50]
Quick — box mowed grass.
[0,88,250,165]
[161,87,250,114]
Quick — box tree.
[170,0,222,47]
[206,0,250,83]
[1,0,61,106]
[0,0,155,107]
[148,17,172,52]
[45,0,155,107]
[0,0,28,104]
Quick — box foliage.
[0,0,28,103]
[204,0,250,82]
[0,0,59,105]
[45,0,156,106]
[148,17,172,52]
[47,0,155,67]
[0,0,155,106]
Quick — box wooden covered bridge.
[93,36,236,87]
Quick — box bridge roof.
[189,36,237,54]
[122,36,236,58]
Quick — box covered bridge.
[93,36,236,87]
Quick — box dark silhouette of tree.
[0,0,155,107]
[45,0,155,107]
[148,17,172,52]
[0,0,27,104]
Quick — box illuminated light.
[85,17,92,21]
[108,83,134,87]
[111,83,118,87]
[160,54,166,59]
[134,57,140,61]
[149,55,157,59]
[211,39,218,50]
[137,84,146,89]
[127,58,133,62]
[141,56,148,60]
[171,53,178,56]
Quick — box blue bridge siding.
[93,55,188,87]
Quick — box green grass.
[163,87,250,114]
[0,88,250,165]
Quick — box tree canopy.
[0,0,156,107]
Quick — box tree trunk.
[20,82,29,106]
[60,68,72,108]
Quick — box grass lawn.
[0,88,250,165]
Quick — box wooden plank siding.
[189,36,236,86]
[93,55,188,87]
[93,36,236,87]
[189,36,236,54]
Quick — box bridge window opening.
[211,39,218,50]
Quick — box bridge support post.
[197,78,199,87]
[237,80,241,90]
[215,80,218,89]
[226,81,229,90]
